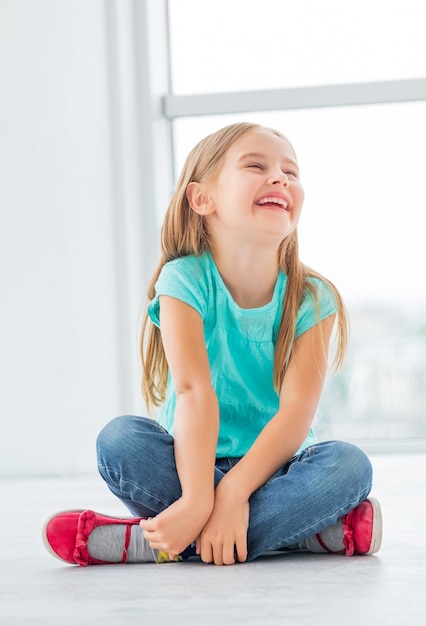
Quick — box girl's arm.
[224,313,336,495]
[199,314,336,565]
[140,295,219,558]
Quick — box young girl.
[43,122,382,566]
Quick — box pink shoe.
[342,497,382,555]
[304,498,382,556]
[42,509,144,566]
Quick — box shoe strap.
[121,524,132,563]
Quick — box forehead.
[227,130,297,162]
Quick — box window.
[168,0,426,93]
[166,0,426,446]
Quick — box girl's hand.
[140,496,212,561]
[197,479,250,565]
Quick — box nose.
[269,170,289,187]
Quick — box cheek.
[295,185,305,208]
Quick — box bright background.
[169,0,426,92]
[169,0,426,444]
[1,0,425,477]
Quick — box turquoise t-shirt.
[147,252,337,458]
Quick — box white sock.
[87,524,159,563]
[301,518,345,553]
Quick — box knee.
[96,414,169,469]
[329,441,373,490]
[96,415,137,466]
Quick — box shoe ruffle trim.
[342,510,355,556]
[73,510,97,566]
[72,510,133,566]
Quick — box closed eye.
[246,163,299,178]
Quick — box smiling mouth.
[256,196,289,211]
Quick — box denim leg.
[97,419,372,563]
[246,440,373,561]
[96,415,225,518]
[97,415,185,517]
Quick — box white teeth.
[257,196,288,208]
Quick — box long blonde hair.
[140,122,348,410]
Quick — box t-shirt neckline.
[206,251,283,314]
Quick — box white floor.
[1,453,425,626]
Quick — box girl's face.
[205,130,304,247]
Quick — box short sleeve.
[295,278,338,337]
[147,256,209,328]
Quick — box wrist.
[180,490,215,516]
[217,472,251,503]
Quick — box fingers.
[222,540,236,566]
[141,515,248,565]
[200,540,213,565]
[235,536,248,563]
[140,518,167,545]
[140,520,158,543]
[139,519,164,550]
[139,518,154,531]
[139,518,183,557]
[200,535,247,565]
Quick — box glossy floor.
[1,454,425,625]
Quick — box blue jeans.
[96,415,373,561]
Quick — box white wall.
[0,0,150,476]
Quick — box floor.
[1,453,425,626]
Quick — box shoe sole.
[365,497,383,555]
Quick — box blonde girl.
[43,123,382,566]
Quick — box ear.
[186,182,215,216]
